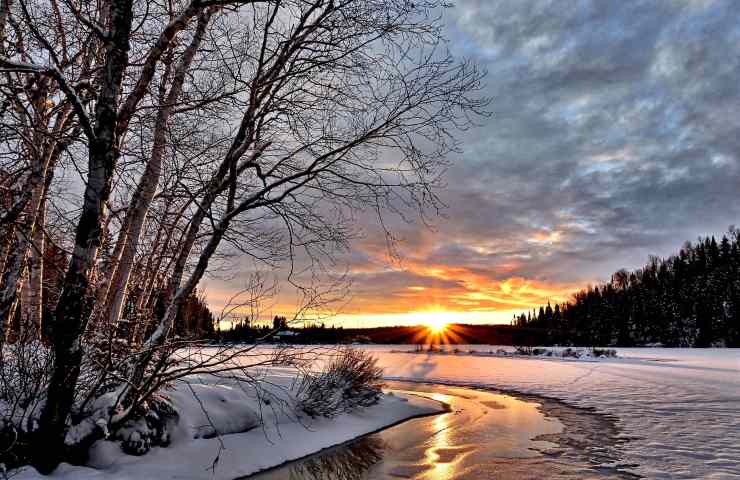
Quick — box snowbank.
[15,372,443,480]
[367,345,740,479]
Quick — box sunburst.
[427,317,448,334]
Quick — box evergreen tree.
[515,227,740,347]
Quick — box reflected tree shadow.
[287,435,386,480]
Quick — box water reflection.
[249,382,635,479]
[426,408,452,479]
[285,436,385,480]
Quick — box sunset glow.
[204,270,581,328]
[426,317,449,334]
[198,0,740,331]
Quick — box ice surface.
[367,346,740,479]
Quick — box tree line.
[217,316,348,344]
[515,228,740,347]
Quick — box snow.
[14,370,442,480]
[366,345,740,479]
[12,346,739,479]
[167,379,262,440]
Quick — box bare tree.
[0,0,488,472]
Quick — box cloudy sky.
[206,0,740,326]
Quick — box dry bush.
[0,341,52,471]
[297,349,384,419]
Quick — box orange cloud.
[201,221,592,327]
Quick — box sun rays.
[427,317,449,334]
[404,313,471,345]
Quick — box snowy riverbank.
[14,369,444,480]
[13,346,738,479]
[369,346,740,479]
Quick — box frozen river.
[14,346,735,479]
[369,346,740,479]
[251,380,636,479]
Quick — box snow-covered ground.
[13,346,738,479]
[367,346,740,479]
[15,368,443,480]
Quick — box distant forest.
[515,228,740,347]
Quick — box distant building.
[274,330,300,342]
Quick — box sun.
[410,312,464,345]
[427,317,448,334]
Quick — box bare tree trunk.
[129,198,192,346]
[0,227,30,339]
[0,151,49,338]
[135,210,169,313]
[0,223,15,280]
[20,186,45,339]
[89,203,132,326]
[84,195,126,337]
[34,0,135,472]
[1,94,71,338]
[19,266,29,335]
[104,8,214,331]
[127,218,228,399]
[146,199,192,307]
[127,216,165,346]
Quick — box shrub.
[0,342,53,470]
[514,345,533,355]
[297,349,384,419]
[114,395,178,456]
[591,348,617,358]
[561,347,581,358]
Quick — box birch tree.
[0,0,487,472]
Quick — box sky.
[204,0,740,328]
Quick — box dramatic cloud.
[205,0,740,325]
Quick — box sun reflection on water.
[420,393,460,479]
[408,387,564,479]
[427,413,456,479]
